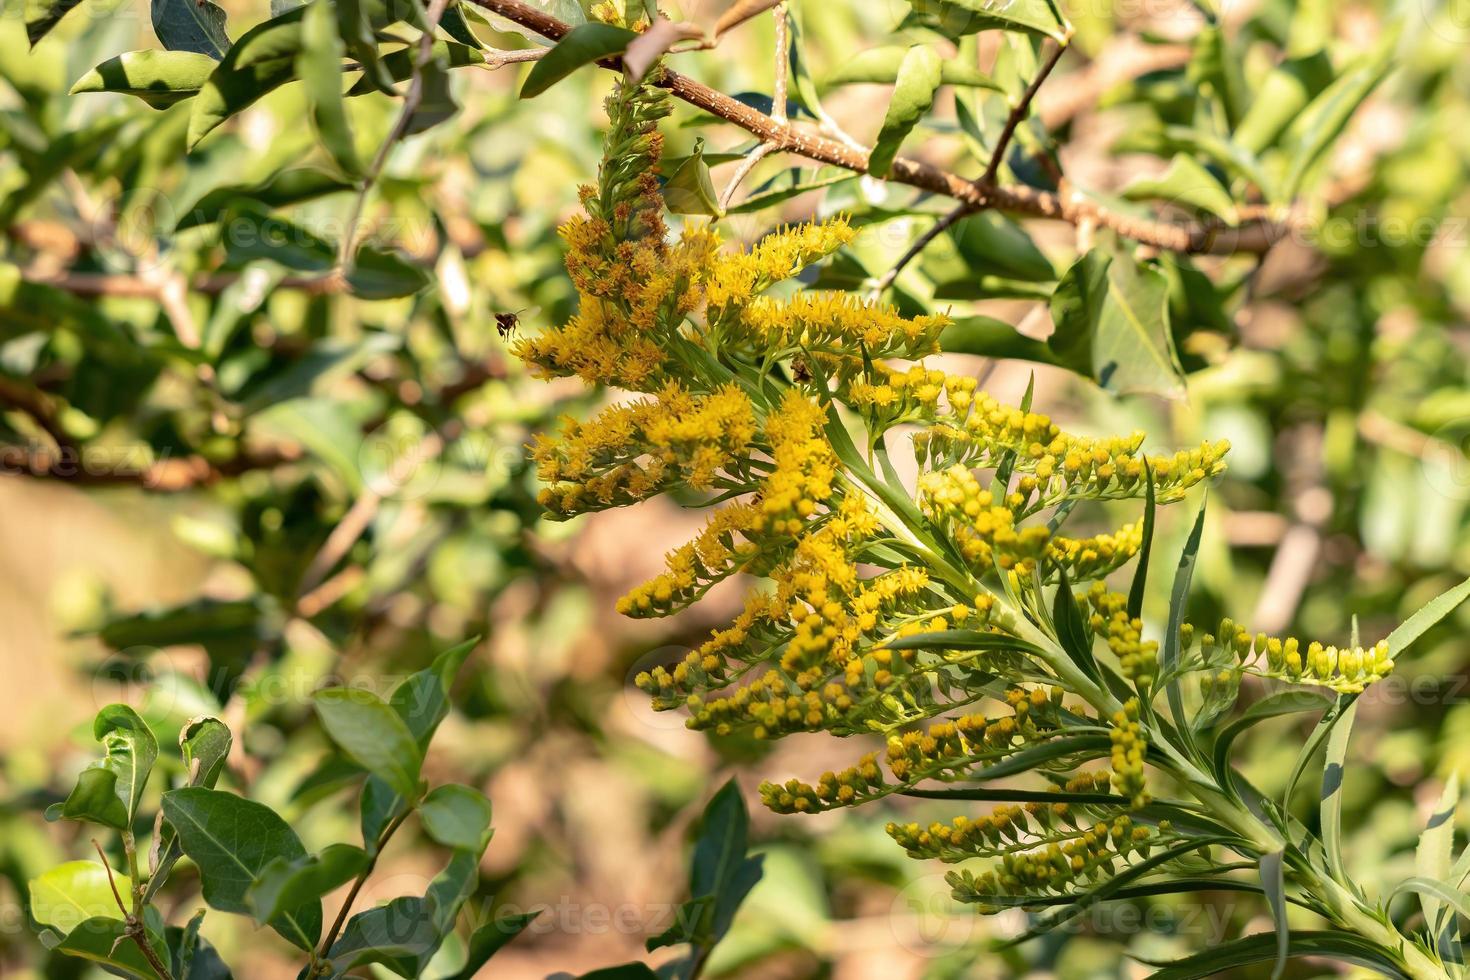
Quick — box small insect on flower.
[495,309,527,337]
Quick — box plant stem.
[316,807,413,961]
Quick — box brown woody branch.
[0,444,301,491]
[468,0,1291,256]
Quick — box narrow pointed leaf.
[519,23,637,98]
[868,45,942,177]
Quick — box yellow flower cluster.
[760,687,1065,814]
[1109,699,1149,807]
[911,391,1229,510]
[733,292,950,362]
[1183,618,1396,694]
[531,382,756,516]
[1087,585,1159,687]
[704,218,856,312]
[945,816,1174,910]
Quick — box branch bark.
[467,0,1291,256]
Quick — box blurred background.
[2,0,1470,976]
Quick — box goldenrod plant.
[519,54,1470,980]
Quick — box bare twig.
[984,36,1069,184]
[872,205,967,295]
[717,4,788,211]
[0,444,300,491]
[465,0,1291,255]
[339,0,454,272]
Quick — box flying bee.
[790,357,812,383]
[494,311,522,337]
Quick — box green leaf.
[724,166,856,214]
[1188,25,1245,128]
[1127,461,1156,620]
[868,45,942,178]
[70,50,220,108]
[420,784,494,853]
[23,0,85,44]
[1050,565,1099,683]
[313,688,424,802]
[151,0,231,58]
[325,850,479,975]
[1211,690,1333,787]
[49,916,170,979]
[949,212,1056,283]
[1415,774,1460,945]
[298,0,363,179]
[938,316,1060,366]
[167,909,233,980]
[1161,501,1206,734]
[46,768,128,829]
[1142,929,1414,979]
[1281,693,1358,814]
[445,911,541,978]
[29,861,130,935]
[337,0,396,94]
[1320,698,1358,887]
[1391,876,1470,929]
[247,844,369,923]
[146,716,234,902]
[905,0,1068,41]
[187,8,307,149]
[822,46,999,89]
[520,22,637,98]
[1280,32,1397,200]
[52,705,158,829]
[1384,573,1470,658]
[1233,51,1333,155]
[177,166,353,230]
[1120,154,1237,223]
[159,787,322,950]
[392,638,477,748]
[342,40,486,94]
[439,1,484,48]
[881,628,1048,658]
[1258,851,1289,980]
[663,137,720,216]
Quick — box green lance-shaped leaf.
[70,50,220,109]
[1120,153,1237,223]
[165,909,234,980]
[868,45,942,178]
[1141,929,1416,979]
[29,861,131,935]
[1127,461,1157,620]
[1384,572,1470,659]
[1233,51,1333,155]
[822,46,999,89]
[444,911,541,979]
[187,7,308,149]
[159,787,322,950]
[49,704,158,829]
[1160,500,1206,742]
[23,0,85,44]
[648,779,763,978]
[724,166,856,214]
[298,0,363,179]
[663,138,720,216]
[1259,850,1290,980]
[151,0,231,59]
[247,843,370,923]
[1050,564,1100,684]
[419,784,494,853]
[1278,29,1398,201]
[1415,774,1461,949]
[313,688,424,802]
[1210,689,1334,788]
[938,315,1061,366]
[146,716,233,902]
[1320,698,1359,888]
[520,22,637,98]
[904,0,1068,41]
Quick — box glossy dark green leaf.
[313,688,424,802]
[146,716,234,902]
[176,166,353,230]
[298,0,363,179]
[151,0,231,58]
[247,844,369,923]
[949,211,1056,283]
[49,916,170,979]
[1127,461,1156,620]
[70,50,219,108]
[46,767,128,829]
[50,705,158,829]
[166,910,234,980]
[868,45,942,177]
[1050,564,1099,683]
[419,784,494,853]
[187,8,307,149]
[520,22,636,98]
[445,911,541,978]
[159,787,322,950]
[325,849,478,975]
